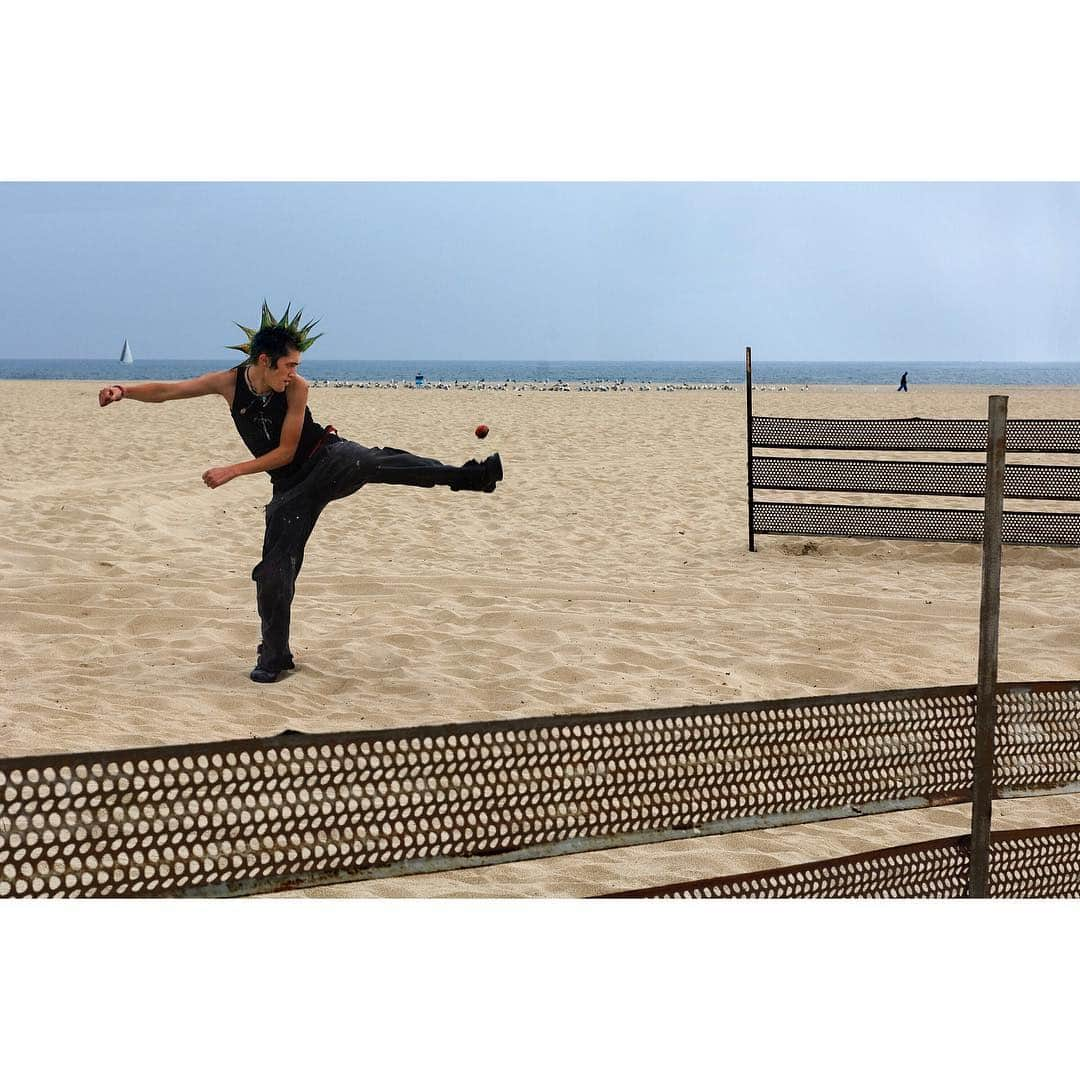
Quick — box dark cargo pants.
[252,438,478,671]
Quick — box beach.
[4,378,1080,896]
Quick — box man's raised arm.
[98,370,233,407]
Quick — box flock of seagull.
[309,379,799,393]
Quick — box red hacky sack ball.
[475,424,489,439]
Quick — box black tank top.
[230,366,327,487]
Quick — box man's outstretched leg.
[360,445,502,493]
[250,494,324,683]
[317,441,503,499]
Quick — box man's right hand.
[98,385,124,407]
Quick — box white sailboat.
[119,339,134,364]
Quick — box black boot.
[251,643,295,683]
[451,452,502,493]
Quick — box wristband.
[112,385,125,399]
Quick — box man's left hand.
[202,466,237,489]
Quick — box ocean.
[3,357,1080,386]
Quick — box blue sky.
[2,182,1077,364]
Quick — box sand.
[3,378,1080,896]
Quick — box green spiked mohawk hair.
[227,300,323,361]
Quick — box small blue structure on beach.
[415,371,425,388]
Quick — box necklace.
[241,365,273,414]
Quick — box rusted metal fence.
[600,823,1080,898]
[3,679,1080,897]
[600,396,1077,899]
[744,347,1080,550]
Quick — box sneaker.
[250,664,281,683]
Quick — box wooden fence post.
[968,394,1008,897]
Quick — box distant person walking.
[897,370,909,392]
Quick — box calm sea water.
[3,357,1080,386]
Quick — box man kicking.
[98,302,502,683]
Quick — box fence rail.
[751,415,1080,453]
[752,457,1080,500]
[752,502,1080,546]
[3,680,1080,898]
[600,822,1080,898]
